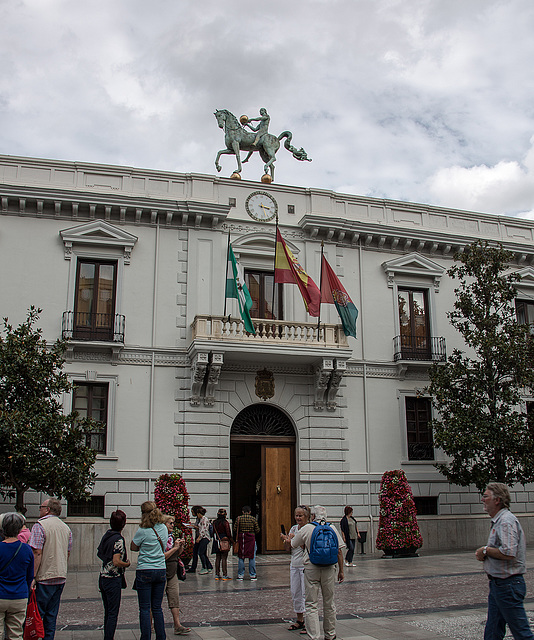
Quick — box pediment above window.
[231,231,299,270]
[60,221,138,263]
[515,267,534,289]
[382,252,445,291]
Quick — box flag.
[320,254,358,337]
[274,228,321,317]
[225,245,256,334]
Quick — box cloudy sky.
[1,0,534,218]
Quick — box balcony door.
[244,270,283,320]
[398,288,430,360]
[74,260,117,341]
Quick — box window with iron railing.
[73,260,117,341]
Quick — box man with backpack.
[291,505,345,640]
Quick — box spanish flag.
[275,228,321,317]
[320,254,358,337]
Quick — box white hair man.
[291,505,345,640]
[29,498,72,640]
[475,483,534,639]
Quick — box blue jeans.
[345,538,356,564]
[35,582,65,640]
[99,575,122,640]
[485,575,534,639]
[238,543,257,578]
[136,569,167,640]
[189,538,212,571]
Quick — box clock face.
[245,191,278,222]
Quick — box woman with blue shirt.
[130,501,168,640]
[0,512,35,640]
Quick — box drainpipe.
[358,238,374,550]
[148,218,160,475]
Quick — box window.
[68,496,105,517]
[398,289,430,359]
[245,270,283,320]
[527,402,534,437]
[413,497,438,515]
[516,300,534,326]
[74,260,117,341]
[405,396,434,460]
[73,383,108,454]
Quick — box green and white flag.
[225,244,256,335]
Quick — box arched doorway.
[230,404,296,553]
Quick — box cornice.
[0,183,230,229]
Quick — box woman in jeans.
[340,506,360,567]
[186,506,213,575]
[131,501,167,640]
[97,510,130,640]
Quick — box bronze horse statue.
[214,109,311,182]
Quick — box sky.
[1,0,534,218]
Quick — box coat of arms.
[255,368,275,401]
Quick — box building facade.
[2,154,534,558]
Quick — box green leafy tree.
[0,307,100,513]
[427,241,534,491]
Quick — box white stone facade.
[1,154,534,559]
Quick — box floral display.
[154,473,194,559]
[375,469,423,554]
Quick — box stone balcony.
[189,315,352,408]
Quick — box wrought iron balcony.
[191,315,349,349]
[62,311,125,343]
[408,442,435,461]
[393,335,446,363]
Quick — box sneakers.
[250,576,257,581]
[214,575,221,580]
[222,575,232,580]
[344,561,355,567]
[237,575,244,580]
[199,568,212,574]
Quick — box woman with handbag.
[97,510,130,640]
[212,509,232,580]
[162,515,190,635]
[340,506,361,567]
[130,501,168,640]
[0,512,35,640]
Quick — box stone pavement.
[53,550,534,640]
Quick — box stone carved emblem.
[255,368,275,401]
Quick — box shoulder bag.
[214,524,231,553]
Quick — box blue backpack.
[308,520,339,566]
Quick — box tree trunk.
[16,487,27,515]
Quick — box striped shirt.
[485,508,527,579]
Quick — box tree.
[375,470,422,555]
[0,307,100,513]
[427,241,534,491]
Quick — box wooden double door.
[230,437,296,553]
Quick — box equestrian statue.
[214,108,311,183]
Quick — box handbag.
[24,589,44,640]
[214,524,231,553]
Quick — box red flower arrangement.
[375,469,423,554]
[154,473,194,560]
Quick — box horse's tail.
[277,131,312,162]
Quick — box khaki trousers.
[0,597,28,640]
[304,564,337,640]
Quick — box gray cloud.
[1,0,534,216]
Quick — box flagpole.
[224,230,231,318]
[272,215,278,320]
[317,240,324,341]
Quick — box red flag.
[274,229,321,316]
[320,254,358,337]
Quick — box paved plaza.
[54,549,534,640]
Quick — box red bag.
[24,589,44,640]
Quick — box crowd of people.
[1,482,532,640]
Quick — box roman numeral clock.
[245,191,278,222]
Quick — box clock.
[245,191,278,222]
